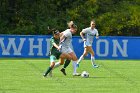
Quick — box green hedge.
[0,0,139,36]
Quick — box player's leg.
[59,53,72,75]
[53,53,71,75]
[58,57,68,75]
[44,53,67,77]
[61,52,72,69]
[88,47,99,68]
[60,47,80,76]
[77,47,88,67]
[50,55,66,76]
[78,41,89,64]
[60,53,71,71]
[59,46,72,75]
[60,59,71,75]
[53,52,70,69]
[53,58,64,69]
[63,59,71,69]
[69,52,80,76]
[43,55,56,77]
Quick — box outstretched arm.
[52,43,60,50]
[51,39,60,50]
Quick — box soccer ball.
[81,71,89,78]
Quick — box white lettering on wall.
[46,39,50,56]
[28,38,43,56]
[0,38,25,55]
[112,40,128,57]
[96,39,109,57]
[0,37,129,58]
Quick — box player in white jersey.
[60,24,80,76]
[77,20,99,68]
[52,21,80,76]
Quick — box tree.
[0,0,139,36]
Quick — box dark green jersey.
[50,37,60,51]
[50,37,61,59]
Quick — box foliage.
[0,0,139,36]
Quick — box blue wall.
[0,35,140,59]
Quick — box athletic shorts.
[61,46,73,53]
[84,41,92,47]
[50,51,62,63]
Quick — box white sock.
[77,55,84,64]
[53,62,60,69]
[91,56,96,66]
[72,61,77,74]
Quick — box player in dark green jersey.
[43,30,71,77]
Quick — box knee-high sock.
[72,61,77,74]
[91,56,96,66]
[63,59,71,69]
[77,55,84,64]
[44,67,52,76]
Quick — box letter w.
[0,38,25,55]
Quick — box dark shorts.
[50,50,62,59]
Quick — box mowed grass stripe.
[0,59,140,93]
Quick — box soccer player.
[76,20,99,68]
[43,30,71,77]
[59,23,81,76]
[60,21,74,75]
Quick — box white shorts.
[84,41,92,47]
[61,46,73,53]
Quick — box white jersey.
[82,27,99,46]
[60,29,73,53]
[61,29,72,47]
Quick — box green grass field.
[0,59,140,93]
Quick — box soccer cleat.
[76,64,79,68]
[73,73,81,76]
[60,68,66,75]
[93,64,99,68]
[43,74,47,78]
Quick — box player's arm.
[80,31,86,41]
[95,30,99,39]
[53,43,60,50]
[51,39,60,50]
[60,33,66,43]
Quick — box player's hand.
[83,39,86,41]
[58,45,62,51]
[57,47,61,51]
[96,36,99,39]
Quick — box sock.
[77,55,84,64]
[44,67,52,76]
[72,61,77,74]
[53,62,60,69]
[91,56,96,66]
[63,59,71,69]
